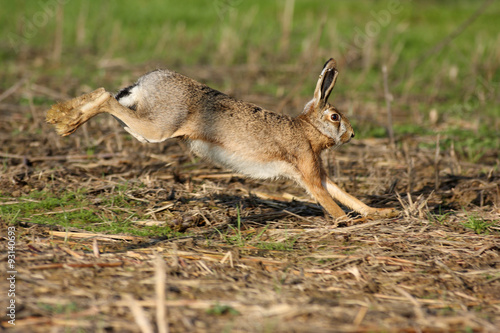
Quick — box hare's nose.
[351,132,355,138]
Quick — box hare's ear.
[313,58,339,109]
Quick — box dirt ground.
[1,67,499,332]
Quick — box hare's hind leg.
[323,178,398,218]
[47,88,118,136]
[47,88,166,143]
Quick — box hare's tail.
[115,83,140,111]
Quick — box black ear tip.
[322,59,331,68]
[322,58,337,70]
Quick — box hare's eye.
[330,113,340,121]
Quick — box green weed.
[206,303,240,316]
[428,207,453,225]
[37,301,80,315]
[217,206,249,246]
[255,240,296,251]
[462,213,495,235]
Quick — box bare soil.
[1,67,499,332]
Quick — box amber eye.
[330,113,340,121]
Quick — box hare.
[46,58,397,220]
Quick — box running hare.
[46,58,396,220]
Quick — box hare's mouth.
[338,133,353,146]
[340,126,355,143]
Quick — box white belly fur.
[189,140,297,180]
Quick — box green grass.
[227,206,245,246]
[216,206,250,246]
[0,188,176,238]
[216,210,297,250]
[462,213,496,235]
[206,303,240,316]
[428,207,453,225]
[37,301,80,315]
[256,240,297,252]
[2,1,499,95]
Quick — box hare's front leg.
[301,177,348,219]
[323,178,398,218]
[296,160,348,219]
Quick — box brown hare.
[46,58,397,220]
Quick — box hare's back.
[135,69,208,109]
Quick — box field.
[1,0,499,332]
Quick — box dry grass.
[1,67,499,332]
[2,1,499,330]
[2,211,500,332]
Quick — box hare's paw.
[367,207,399,219]
[46,88,108,136]
[46,103,84,136]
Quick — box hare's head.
[302,58,354,148]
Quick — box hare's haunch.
[46,59,397,220]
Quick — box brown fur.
[46,58,397,220]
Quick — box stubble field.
[1,1,499,332]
